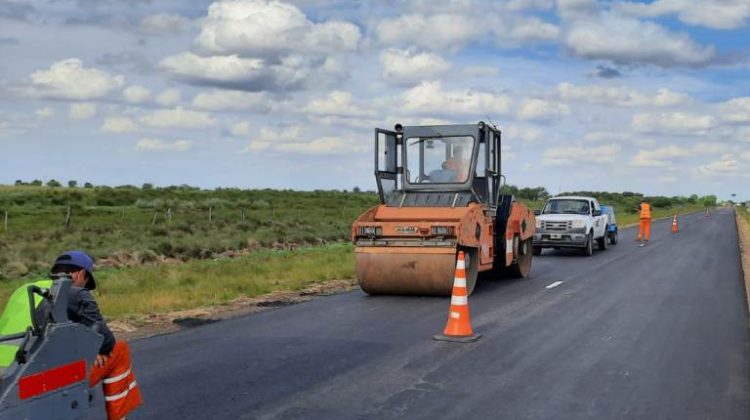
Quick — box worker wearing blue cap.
[51,250,142,420]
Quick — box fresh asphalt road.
[127,209,750,420]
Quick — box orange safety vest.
[640,203,652,219]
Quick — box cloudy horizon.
[1,0,749,199]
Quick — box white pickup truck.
[532,196,609,256]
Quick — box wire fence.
[0,205,368,234]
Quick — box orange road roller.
[352,122,536,296]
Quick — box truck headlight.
[571,220,585,229]
[535,219,542,229]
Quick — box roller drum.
[355,248,457,296]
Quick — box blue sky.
[1,0,749,200]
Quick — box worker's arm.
[69,288,116,355]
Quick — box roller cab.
[352,122,536,296]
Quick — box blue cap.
[52,250,96,290]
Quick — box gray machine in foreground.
[0,279,104,419]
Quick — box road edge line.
[734,209,750,327]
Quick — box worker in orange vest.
[636,199,652,246]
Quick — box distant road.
[127,208,750,419]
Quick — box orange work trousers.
[90,340,143,420]
[637,218,652,241]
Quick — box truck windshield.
[405,136,474,184]
[543,199,590,215]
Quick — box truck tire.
[597,234,607,251]
[609,231,618,245]
[582,232,594,256]
[533,246,542,256]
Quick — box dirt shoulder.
[735,210,750,326]
[110,279,357,341]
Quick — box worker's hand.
[95,354,109,368]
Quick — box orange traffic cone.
[433,251,481,343]
[672,214,679,233]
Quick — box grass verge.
[736,209,750,326]
[0,243,355,321]
[618,204,705,227]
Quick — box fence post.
[64,206,72,228]
[152,211,158,225]
[3,210,7,231]
[120,208,125,221]
[209,207,213,223]
[241,207,246,222]
[167,208,172,223]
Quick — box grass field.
[0,184,715,322]
[0,243,355,320]
[0,186,377,279]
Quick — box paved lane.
[127,209,750,419]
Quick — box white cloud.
[244,125,301,151]
[101,117,137,133]
[376,13,479,50]
[495,15,560,45]
[375,11,558,50]
[719,97,750,124]
[244,126,368,155]
[517,98,570,121]
[507,0,555,11]
[401,81,512,116]
[68,103,97,120]
[557,0,600,20]
[230,121,251,136]
[698,154,740,175]
[462,65,500,78]
[195,0,361,56]
[380,48,451,86]
[161,1,359,92]
[275,136,367,155]
[557,82,690,107]
[139,107,216,129]
[138,13,192,35]
[26,58,124,100]
[36,107,54,118]
[543,143,621,165]
[155,89,182,107]
[563,13,715,67]
[123,85,151,103]
[192,89,272,112]
[583,131,632,143]
[136,138,193,152]
[631,142,732,167]
[304,91,372,118]
[161,52,262,83]
[630,145,691,167]
[160,52,309,92]
[504,125,543,142]
[245,125,365,155]
[632,112,717,134]
[616,0,750,30]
